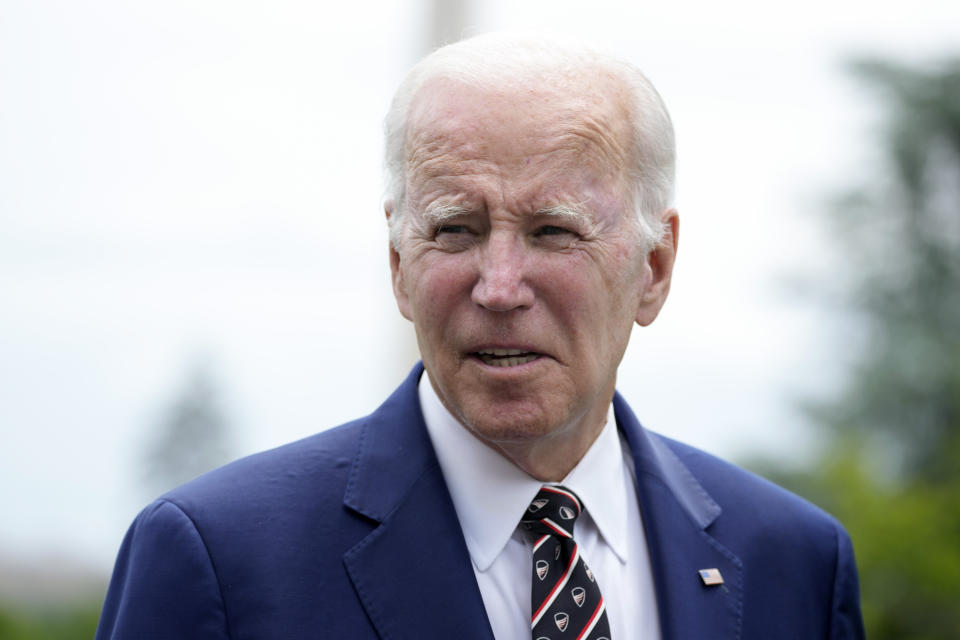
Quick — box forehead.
[404,74,634,190]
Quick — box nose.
[471,232,535,312]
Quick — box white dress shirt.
[419,373,661,640]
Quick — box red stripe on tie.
[542,485,582,514]
[541,518,572,538]
[531,543,580,627]
[533,535,550,553]
[575,597,605,640]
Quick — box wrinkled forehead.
[403,73,635,181]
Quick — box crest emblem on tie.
[571,586,586,607]
[585,566,595,582]
[554,544,561,560]
[558,506,576,520]
[529,498,549,512]
[554,612,569,631]
[536,560,550,580]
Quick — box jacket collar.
[615,392,743,640]
[342,363,495,639]
[614,392,721,529]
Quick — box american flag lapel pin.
[698,568,724,586]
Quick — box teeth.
[476,351,540,367]
[479,348,527,356]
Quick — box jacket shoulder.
[654,435,865,639]
[160,417,368,522]
[98,418,387,639]
[657,434,843,534]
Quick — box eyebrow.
[420,202,596,229]
[422,203,471,227]
[535,203,592,226]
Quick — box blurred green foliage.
[753,58,960,638]
[0,605,100,640]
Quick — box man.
[96,33,866,639]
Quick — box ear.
[635,209,679,327]
[385,200,413,321]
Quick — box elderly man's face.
[390,76,675,462]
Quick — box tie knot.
[519,485,583,539]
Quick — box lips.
[473,348,542,367]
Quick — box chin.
[457,402,569,445]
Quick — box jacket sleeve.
[830,525,866,640]
[95,499,231,640]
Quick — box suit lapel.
[342,365,495,640]
[615,393,743,640]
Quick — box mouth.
[472,348,542,368]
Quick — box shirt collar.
[419,372,630,572]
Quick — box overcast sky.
[2,0,958,573]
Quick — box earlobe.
[635,209,679,327]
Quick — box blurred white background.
[2,0,958,587]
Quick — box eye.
[534,225,576,237]
[436,224,471,236]
[531,224,581,250]
[432,223,478,251]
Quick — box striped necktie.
[520,485,611,640]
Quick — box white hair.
[383,32,676,253]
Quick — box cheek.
[408,257,474,326]
[545,254,638,333]
[537,261,598,321]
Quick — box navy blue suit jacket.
[97,364,865,639]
